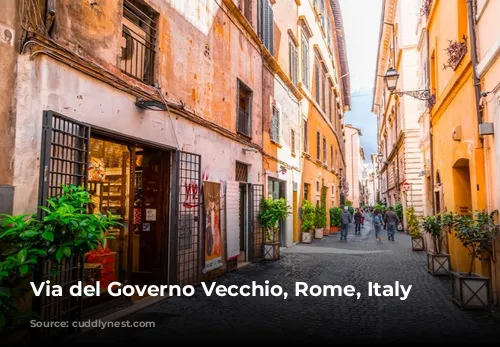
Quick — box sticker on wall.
[145,208,156,221]
[142,223,151,231]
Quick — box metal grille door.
[174,151,201,286]
[38,111,90,207]
[36,111,90,337]
[250,184,264,261]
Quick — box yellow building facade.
[425,0,488,276]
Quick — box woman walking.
[354,208,362,235]
[373,209,384,242]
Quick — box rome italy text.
[1,0,500,344]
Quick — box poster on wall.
[225,181,240,260]
[203,181,223,272]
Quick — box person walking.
[340,206,352,241]
[373,209,384,242]
[384,206,400,241]
[354,208,362,235]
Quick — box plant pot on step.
[323,227,329,236]
[302,231,313,244]
[427,252,450,276]
[263,241,280,261]
[330,226,339,234]
[315,228,324,239]
[451,271,491,311]
[411,236,424,251]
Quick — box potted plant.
[451,210,498,311]
[314,204,326,239]
[320,185,329,236]
[258,197,291,261]
[329,207,341,233]
[395,203,404,232]
[300,200,315,244]
[405,206,423,251]
[422,214,450,276]
[0,185,120,340]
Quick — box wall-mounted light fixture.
[135,98,167,111]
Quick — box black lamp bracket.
[392,89,432,100]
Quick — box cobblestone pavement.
[70,218,500,344]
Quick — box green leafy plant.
[0,185,121,333]
[258,198,291,242]
[421,214,443,253]
[315,205,327,228]
[394,203,404,223]
[373,203,387,213]
[301,200,316,233]
[405,206,420,237]
[454,210,498,276]
[440,211,455,234]
[329,207,342,227]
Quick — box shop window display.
[86,138,131,294]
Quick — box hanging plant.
[443,35,468,71]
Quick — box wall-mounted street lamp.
[135,98,167,111]
[383,67,434,102]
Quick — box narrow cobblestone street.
[71,218,500,343]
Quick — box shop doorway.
[268,178,286,246]
[238,184,248,263]
[130,147,170,285]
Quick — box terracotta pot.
[323,228,329,236]
[330,226,340,233]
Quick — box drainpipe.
[395,100,400,202]
[467,0,483,142]
[426,28,435,215]
[350,130,356,203]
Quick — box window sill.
[302,151,311,158]
[237,131,252,140]
[270,139,282,148]
[291,152,297,158]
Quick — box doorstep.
[81,295,169,333]
[237,261,251,269]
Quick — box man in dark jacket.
[340,206,352,241]
[384,206,400,241]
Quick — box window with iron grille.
[314,59,320,105]
[301,32,309,89]
[316,131,320,160]
[271,107,280,143]
[239,0,252,23]
[236,162,249,182]
[323,137,327,163]
[303,120,308,152]
[237,79,253,137]
[291,129,296,155]
[258,0,274,55]
[289,39,298,85]
[120,0,157,85]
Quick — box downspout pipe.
[466,0,483,141]
[426,28,435,214]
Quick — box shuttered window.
[303,120,308,153]
[316,131,320,161]
[301,32,309,89]
[320,0,325,27]
[258,0,274,55]
[321,70,326,111]
[291,129,296,154]
[328,89,333,122]
[271,107,280,143]
[314,59,320,105]
[289,39,298,85]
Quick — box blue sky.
[339,0,383,162]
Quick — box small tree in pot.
[329,207,341,233]
[421,214,450,276]
[258,198,291,261]
[405,207,423,251]
[451,210,498,310]
[314,204,326,240]
[301,201,315,244]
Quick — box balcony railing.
[237,108,251,137]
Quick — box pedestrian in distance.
[384,206,400,241]
[354,208,362,235]
[373,209,384,242]
[340,206,352,241]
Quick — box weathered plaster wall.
[0,2,19,186]
[50,0,263,145]
[12,56,262,214]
